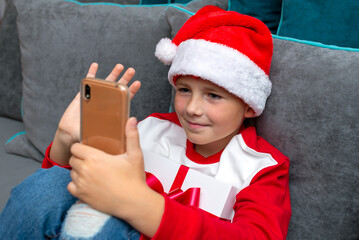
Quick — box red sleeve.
[145,112,181,127]
[152,159,291,240]
[41,143,72,170]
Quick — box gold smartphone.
[80,77,130,155]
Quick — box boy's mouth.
[185,120,208,129]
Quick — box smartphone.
[80,77,130,155]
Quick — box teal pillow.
[141,0,193,4]
[141,0,168,4]
[81,0,139,3]
[172,0,192,3]
[277,0,359,48]
[229,0,282,33]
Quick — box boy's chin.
[187,135,212,146]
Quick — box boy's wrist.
[118,184,165,237]
[49,129,76,166]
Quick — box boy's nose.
[186,96,203,116]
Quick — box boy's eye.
[178,87,190,93]
[208,93,222,100]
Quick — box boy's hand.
[50,63,141,166]
[67,117,145,211]
[68,117,164,237]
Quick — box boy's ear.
[244,106,256,118]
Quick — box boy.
[0,6,291,239]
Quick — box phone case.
[80,78,130,155]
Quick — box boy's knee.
[61,202,111,239]
[12,167,70,195]
[9,166,74,213]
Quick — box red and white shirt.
[43,112,291,239]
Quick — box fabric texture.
[277,0,359,48]
[0,116,40,211]
[0,0,140,121]
[141,0,192,4]
[256,37,359,240]
[0,0,5,20]
[229,0,282,33]
[0,0,23,120]
[141,0,168,4]
[5,0,227,162]
[81,0,139,3]
[156,6,273,116]
[61,202,141,240]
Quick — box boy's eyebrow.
[175,81,189,87]
[203,86,222,93]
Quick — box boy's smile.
[186,120,209,130]
[174,76,255,157]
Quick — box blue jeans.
[0,166,140,240]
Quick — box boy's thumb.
[125,117,141,154]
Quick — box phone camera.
[85,84,91,99]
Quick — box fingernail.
[129,117,137,128]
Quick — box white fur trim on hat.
[155,38,178,65]
[168,39,272,116]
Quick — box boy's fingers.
[70,143,103,160]
[67,181,78,197]
[86,63,98,78]
[70,143,85,158]
[69,155,78,169]
[105,64,124,82]
[118,67,135,86]
[70,168,79,182]
[125,117,141,155]
[128,80,141,100]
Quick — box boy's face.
[175,76,255,157]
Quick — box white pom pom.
[155,38,177,65]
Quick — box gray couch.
[0,0,41,209]
[1,0,358,239]
[0,117,40,209]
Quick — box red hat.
[155,5,273,116]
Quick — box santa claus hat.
[155,5,273,116]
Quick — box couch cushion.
[0,0,5,20]
[0,0,22,120]
[277,0,359,48]
[141,0,168,3]
[229,0,282,33]
[81,0,139,3]
[256,36,359,239]
[0,0,140,121]
[141,0,192,4]
[5,0,228,161]
[0,117,40,211]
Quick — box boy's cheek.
[174,97,186,114]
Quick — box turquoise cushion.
[141,0,193,4]
[173,0,192,3]
[277,0,359,48]
[141,0,169,4]
[229,0,282,33]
